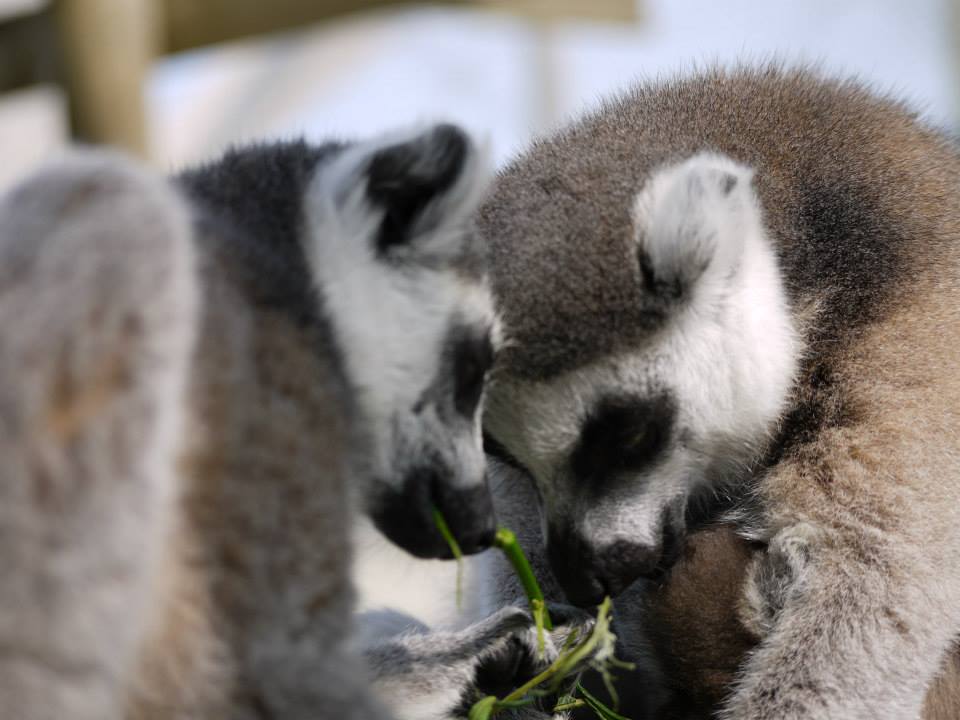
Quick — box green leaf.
[432,507,464,609]
[553,696,587,712]
[472,532,634,719]
[492,528,553,630]
[577,683,632,720]
[468,696,497,720]
[532,597,547,658]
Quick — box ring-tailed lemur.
[477,65,960,719]
[0,125,547,719]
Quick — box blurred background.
[1,0,959,193]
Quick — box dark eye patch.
[570,393,675,488]
[450,326,494,418]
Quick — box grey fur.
[0,152,197,720]
[479,65,960,719]
[364,607,535,718]
[480,65,942,381]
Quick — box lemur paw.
[458,604,592,717]
[543,603,596,658]
[364,605,595,720]
[739,523,818,639]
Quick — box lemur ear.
[633,152,758,310]
[313,123,488,259]
[366,124,487,254]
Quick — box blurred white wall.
[148,0,960,172]
[2,1,958,189]
[0,85,66,191]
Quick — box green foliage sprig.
[432,512,632,719]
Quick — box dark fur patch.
[570,392,676,496]
[366,124,468,254]
[176,140,338,329]
[176,140,358,438]
[637,248,687,321]
[469,635,540,703]
[547,506,675,605]
[414,322,494,422]
[763,359,859,469]
[782,175,906,344]
[369,463,496,558]
[449,324,494,418]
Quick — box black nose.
[432,480,497,555]
[369,471,497,559]
[547,524,683,607]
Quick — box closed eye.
[618,421,668,469]
[451,327,494,417]
[624,426,651,452]
[570,393,675,486]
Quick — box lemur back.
[130,143,360,717]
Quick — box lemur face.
[485,153,797,605]
[306,124,498,559]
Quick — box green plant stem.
[553,699,587,712]
[468,594,633,718]
[432,507,463,608]
[501,596,613,704]
[493,528,553,631]
[577,683,632,720]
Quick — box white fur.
[351,515,497,629]
[633,152,751,306]
[485,152,799,550]
[637,153,800,445]
[304,126,496,491]
[373,675,465,720]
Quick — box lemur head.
[307,124,498,559]
[481,150,798,606]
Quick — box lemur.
[0,126,551,719]
[476,65,960,719]
[638,523,960,720]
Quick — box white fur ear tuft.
[307,123,490,261]
[633,152,759,305]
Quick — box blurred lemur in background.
[0,125,574,720]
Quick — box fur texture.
[482,458,672,720]
[478,65,960,719]
[0,152,198,720]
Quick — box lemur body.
[0,127,547,719]
[477,66,960,719]
[640,524,960,720]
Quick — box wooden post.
[53,0,162,157]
